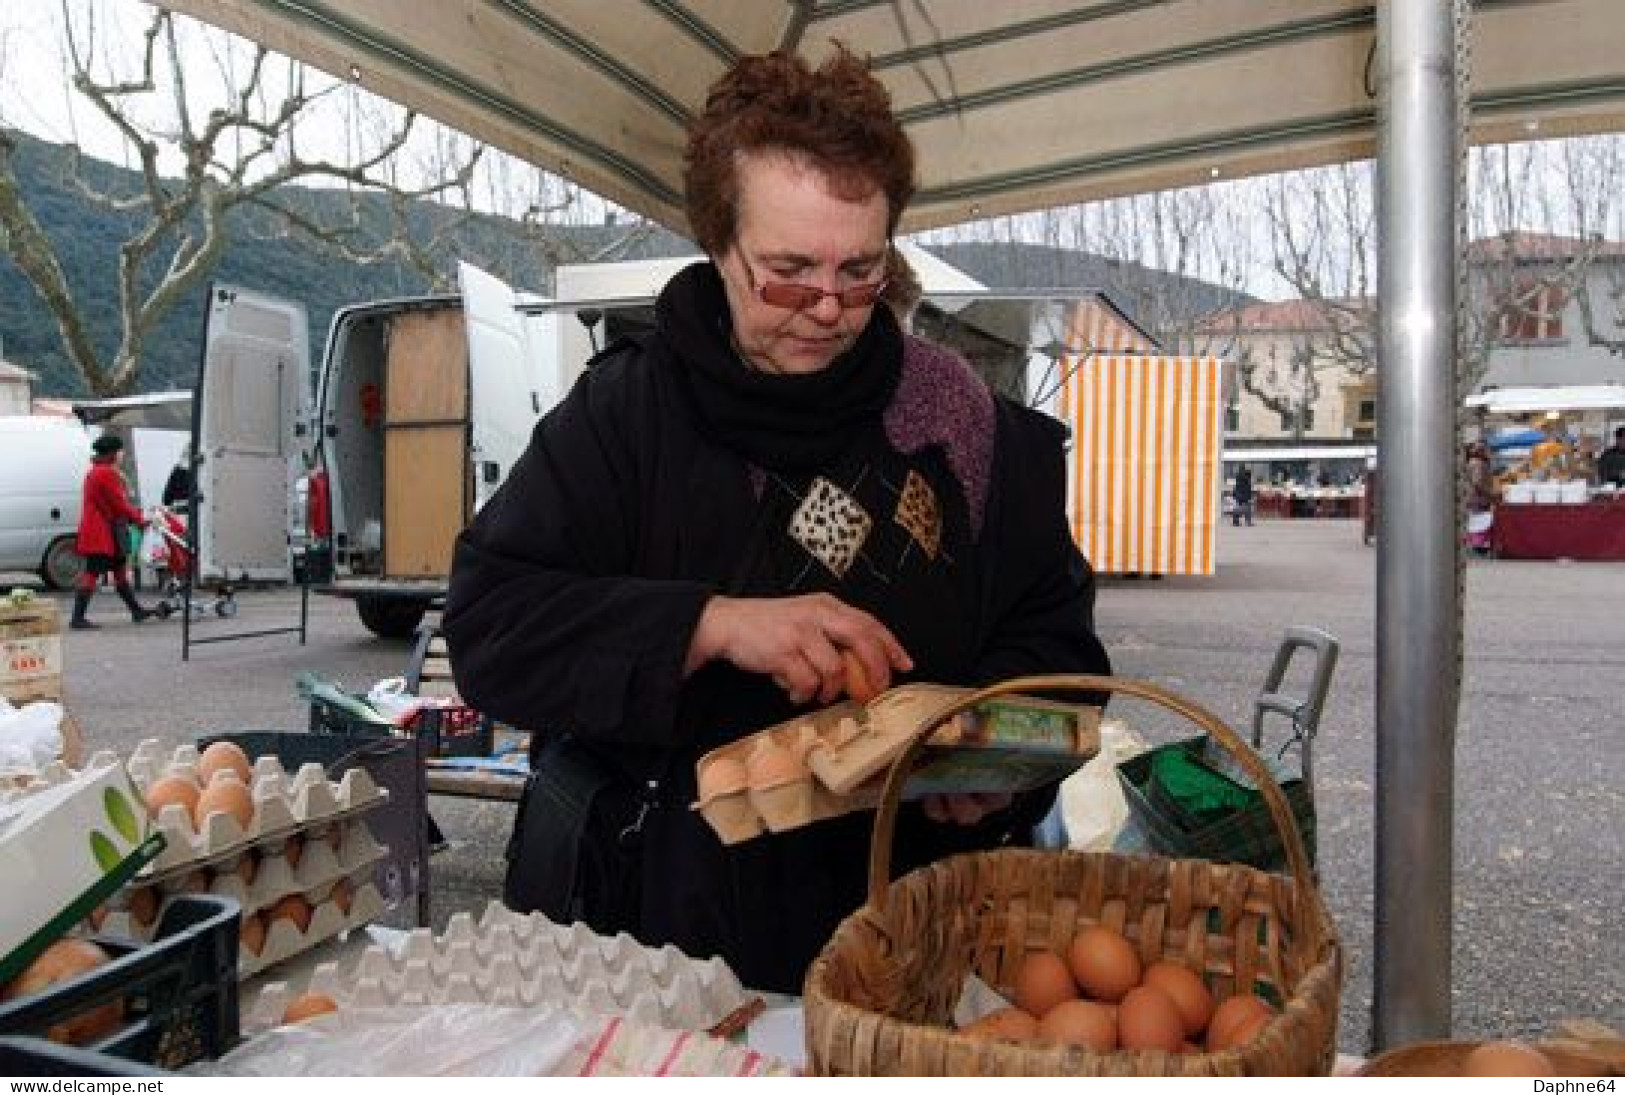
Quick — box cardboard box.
[0,600,82,768]
[0,601,62,707]
[0,761,158,986]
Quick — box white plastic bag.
[139,522,168,568]
[187,1003,583,1076]
[365,677,423,725]
[0,699,64,772]
[1056,717,1149,851]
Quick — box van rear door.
[460,262,549,512]
[194,284,310,583]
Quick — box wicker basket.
[1358,1021,1624,1077]
[803,674,1342,1076]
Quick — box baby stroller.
[146,504,238,619]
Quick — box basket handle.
[865,674,1328,934]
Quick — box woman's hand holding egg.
[685,592,911,704]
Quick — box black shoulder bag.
[501,467,777,936]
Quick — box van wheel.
[39,537,84,590]
[356,597,427,639]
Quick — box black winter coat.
[444,266,1110,992]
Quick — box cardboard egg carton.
[695,683,1101,844]
[0,757,76,805]
[243,901,750,1033]
[123,739,387,874]
[93,864,387,977]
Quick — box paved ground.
[8,518,1621,1053]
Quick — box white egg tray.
[244,902,751,1033]
[95,867,388,977]
[122,739,388,874]
[0,759,73,805]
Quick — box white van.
[0,416,92,588]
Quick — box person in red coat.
[71,435,154,629]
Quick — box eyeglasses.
[737,248,889,311]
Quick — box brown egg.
[1013,951,1077,1018]
[329,878,354,917]
[283,835,304,870]
[1205,994,1275,1052]
[1461,1040,1554,1077]
[172,869,209,895]
[240,911,266,956]
[842,649,880,703]
[1,939,123,1045]
[266,893,313,935]
[127,887,159,928]
[144,775,200,821]
[698,755,749,799]
[86,905,109,931]
[1142,961,1215,1038]
[197,741,253,786]
[281,992,339,1025]
[1118,985,1186,1052]
[1037,999,1117,1050]
[745,738,807,788]
[232,854,258,887]
[958,1007,1041,1043]
[1067,925,1141,1003]
[194,777,255,830]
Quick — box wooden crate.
[1,601,62,706]
[0,600,83,767]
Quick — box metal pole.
[1372,0,1461,1048]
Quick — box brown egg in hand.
[842,649,880,703]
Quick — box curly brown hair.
[684,43,916,256]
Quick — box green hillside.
[0,129,691,398]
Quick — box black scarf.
[657,261,902,473]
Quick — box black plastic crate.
[0,895,239,1071]
[0,1036,169,1077]
[204,729,430,928]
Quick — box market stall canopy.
[1465,384,1625,416]
[155,0,1625,234]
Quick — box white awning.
[157,1,1625,235]
[1225,444,1377,463]
[1464,385,1625,415]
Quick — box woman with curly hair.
[445,45,1110,992]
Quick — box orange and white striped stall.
[1051,352,1228,576]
